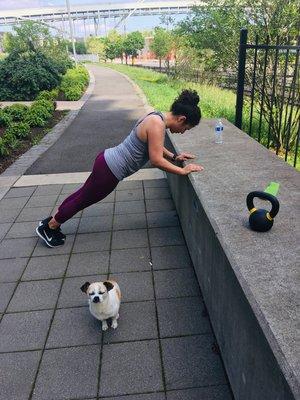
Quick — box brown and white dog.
[80,280,121,331]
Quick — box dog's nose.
[93,297,99,303]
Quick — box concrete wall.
[165,119,299,400]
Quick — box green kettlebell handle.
[246,191,280,219]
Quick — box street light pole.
[65,0,77,66]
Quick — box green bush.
[0,132,19,156]
[68,41,87,54]
[60,65,89,100]
[3,104,29,121]
[0,110,12,127]
[0,50,61,100]
[24,99,55,126]
[25,105,46,126]
[25,108,47,127]
[36,88,59,101]
[32,99,55,114]
[63,86,83,101]
[6,121,31,138]
[0,136,10,156]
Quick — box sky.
[0,0,188,35]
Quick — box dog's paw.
[111,320,118,329]
[102,321,108,331]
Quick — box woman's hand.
[175,152,196,161]
[181,163,204,175]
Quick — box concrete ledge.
[12,168,165,186]
[165,119,299,399]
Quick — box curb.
[12,168,166,187]
[0,66,95,200]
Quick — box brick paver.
[0,179,233,400]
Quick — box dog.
[80,280,121,331]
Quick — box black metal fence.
[235,29,300,168]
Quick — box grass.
[98,62,299,170]
[99,62,236,120]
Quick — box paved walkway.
[0,177,233,400]
[0,100,87,111]
[26,65,149,175]
[0,65,233,399]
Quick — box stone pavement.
[0,176,233,400]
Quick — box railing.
[235,29,299,168]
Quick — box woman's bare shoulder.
[137,113,165,142]
[143,114,165,130]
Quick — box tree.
[123,31,145,65]
[178,0,248,73]
[150,27,172,70]
[0,50,61,100]
[159,15,175,31]
[68,41,87,55]
[178,0,299,154]
[104,30,124,62]
[2,21,51,54]
[178,0,299,72]
[2,21,72,74]
[0,21,71,100]
[86,36,106,60]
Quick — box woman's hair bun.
[176,89,200,107]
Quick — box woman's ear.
[177,115,187,124]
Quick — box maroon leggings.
[54,151,119,224]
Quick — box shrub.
[3,104,29,121]
[0,110,12,127]
[63,86,83,101]
[0,131,20,155]
[0,50,61,100]
[0,137,9,156]
[60,73,84,92]
[60,65,89,100]
[32,99,55,114]
[25,108,47,127]
[24,99,55,126]
[36,88,59,101]
[6,121,31,138]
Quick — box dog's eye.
[99,291,105,295]
[89,292,95,296]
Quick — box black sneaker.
[36,217,66,248]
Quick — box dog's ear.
[103,281,114,292]
[80,282,90,293]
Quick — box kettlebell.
[246,191,280,232]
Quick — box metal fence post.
[235,29,248,129]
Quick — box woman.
[36,89,204,247]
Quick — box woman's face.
[169,116,193,134]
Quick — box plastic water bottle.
[214,119,224,144]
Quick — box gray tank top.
[104,111,165,181]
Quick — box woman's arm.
[163,147,176,161]
[147,121,203,175]
[163,147,197,162]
